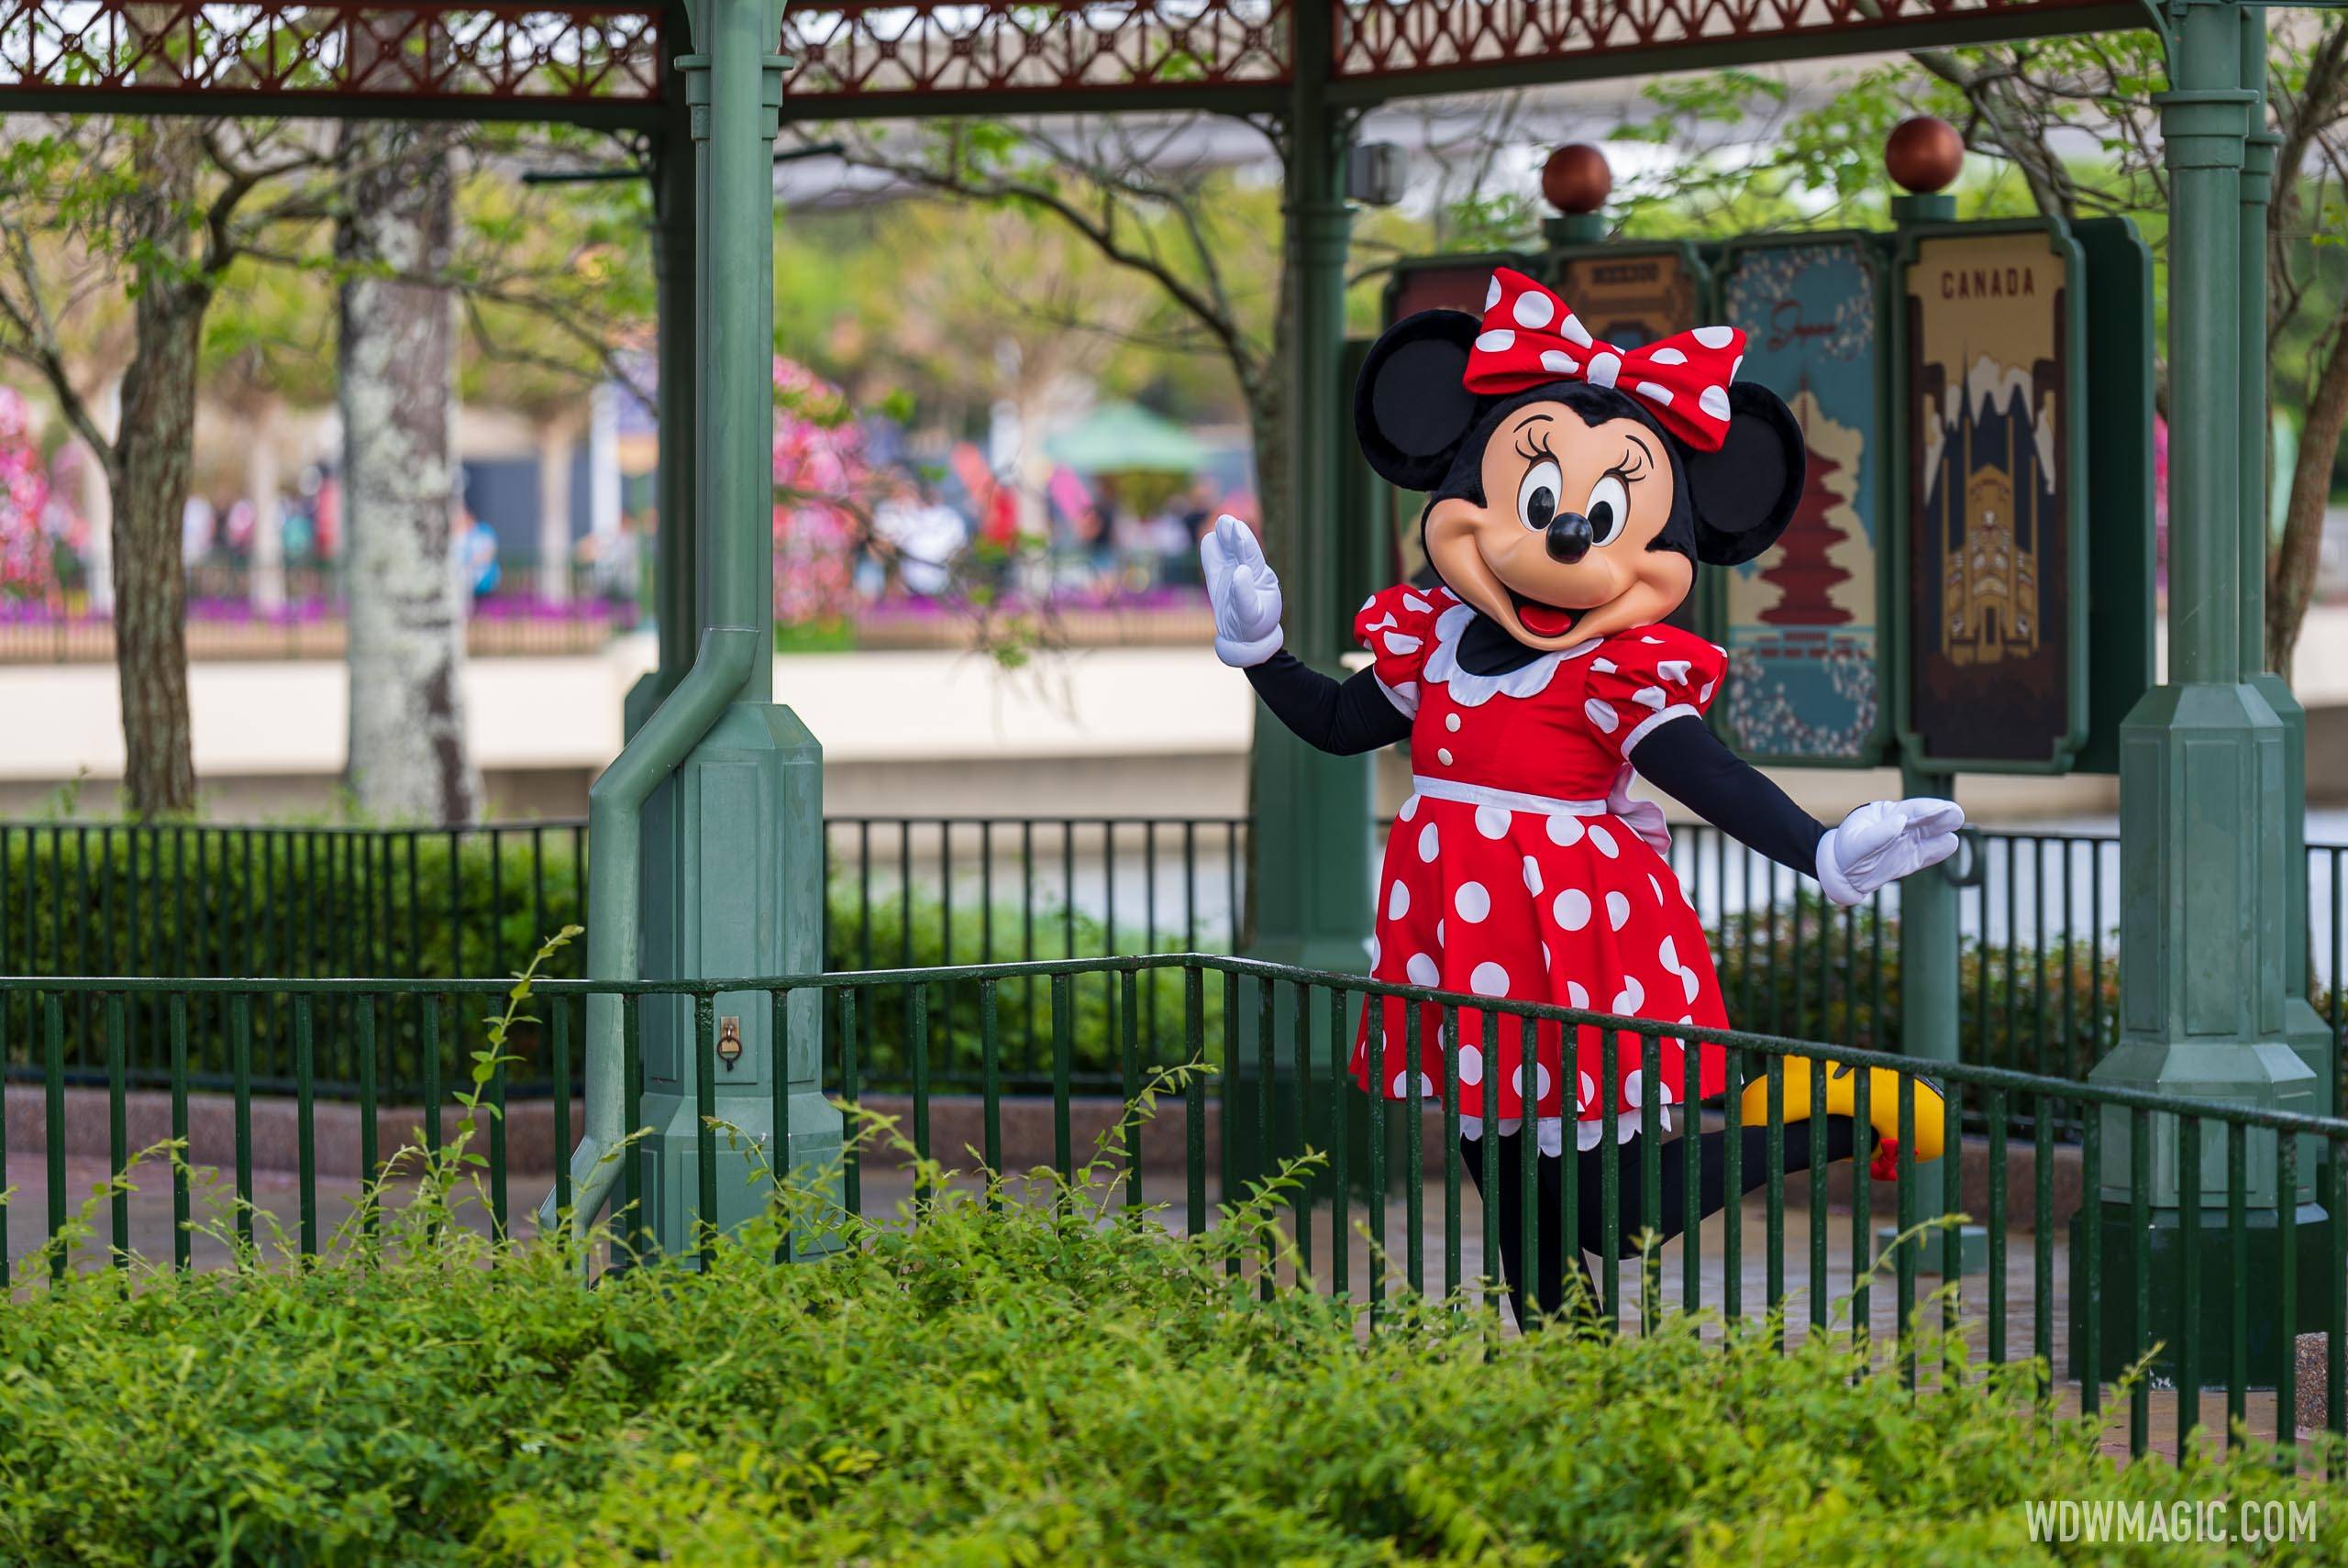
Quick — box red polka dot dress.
[1347,582,1732,1155]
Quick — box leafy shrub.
[0,828,1217,1094]
[1,1091,2337,1564]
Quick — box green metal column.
[2236,11,2331,1110]
[2076,0,2317,1378]
[1233,0,1375,1194]
[633,0,838,1260]
[626,94,701,741]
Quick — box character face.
[1423,403,1694,651]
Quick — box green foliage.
[1711,895,2118,1082]
[0,829,1224,1092]
[0,1092,2338,1564]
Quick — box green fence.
[5,814,2342,1106]
[1,955,2342,1465]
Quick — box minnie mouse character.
[1204,269,1964,1320]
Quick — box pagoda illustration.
[1757,381,1854,627]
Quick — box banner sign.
[1714,237,1888,766]
[1549,247,1700,349]
[1384,253,1534,324]
[1900,227,2085,770]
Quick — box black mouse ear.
[1354,310,1483,491]
[1679,382,1807,566]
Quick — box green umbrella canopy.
[1043,402,1208,474]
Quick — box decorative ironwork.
[782,0,1291,106]
[0,0,2143,115]
[1331,0,2132,82]
[0,2,662,109]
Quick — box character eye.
[1516,458,1562,534]
[1585,474,1630,547]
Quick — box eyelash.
[1514,431,1556,466]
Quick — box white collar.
[1423,602,1600,708]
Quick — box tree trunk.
[338,122,482,824]
[2267,320,2348,679]
[108,125,204,818]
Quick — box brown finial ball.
[1542,143,1612,215]
[1885,116,1965,194]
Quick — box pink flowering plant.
[771,358,874,629]
[0,387,57,602]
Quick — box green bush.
[1710,895,2121,1083]
[1,1112,2337,1564]
[0,828,1218,1093]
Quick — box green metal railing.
[2,955,2342,1464]
[2,815,2341,1106]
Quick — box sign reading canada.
[1717,241,1883,764]
[1903,231,2074,767]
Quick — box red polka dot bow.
[1463,268,1746,452]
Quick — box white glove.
[1816,798,1966,907]
[1199,513,1285,668]
[1606,766,1671,857]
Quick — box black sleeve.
[1626,713,1827,878]
[1242,651,1414,756]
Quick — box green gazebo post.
[2079,0,2320,1375]
[1229,1,1378,1193]
[558,0,842,1258]
[2236,9,2332,1111]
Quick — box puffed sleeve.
[1582,624,1728,758]
[1351,583,1447,719]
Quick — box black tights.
[1460,1119,1855,1325]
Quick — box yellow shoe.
[1738,1057,1946,1174]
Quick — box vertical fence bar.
[1986,1085,2007,1370]
[1368,994,1387,1320]
[1625,1032,1653,1332]
[621,997,645,1262]
[1600,1028,1621,1330]
[1808,1053,1828,1336]
[1765,1055,1786,1349]
[1896,1074,1916,1387]
[42,993,62,1281]
[2174,1110,2199,1456]
[2331,1132,2346,1464]
[1330,986,1351,1297]
[2227,1119,2247,1445]
[984,977,1006,1206]
[1120,972,1141,1211]
[1403,1001,1423,1297]
[359,996,380,1245]
[295,995,316,1260]
[1295,979,1314,1281]
[1185,966,1206,1237]
[1852,1066,1871,1361]
[227,992,253,1257]
[1723,1043,1744,1322]
[1442,1003,1460,1301]
[550,997,572,1225]
[695,994,718,1272]
[771,987,792,1265]
[2276,1130,2298,1451]
[837,988,859,1220]
[2129,1106,2151,1456]
[2034,1093,2054,1399]
[910,982,932,1188]
[163,990,188,1270]
[104,992,127,1269]
[1051,973,1073,1188]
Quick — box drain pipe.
[541,624,759,1242]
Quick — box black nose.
[1545,513,1593,563]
